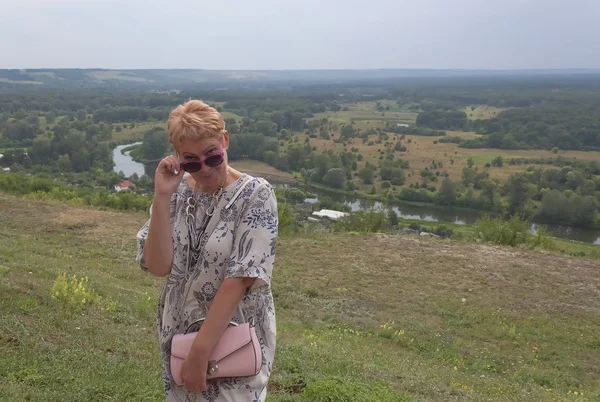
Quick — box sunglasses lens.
[204,154,224,167]
[182,161,202,173]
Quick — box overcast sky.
[1,0,599,70]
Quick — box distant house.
[2,167,10,172]
[397,123,409,128]
[312,209,349,221]
[114,181,135,192]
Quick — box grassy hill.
[0,193,599,401]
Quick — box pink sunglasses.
[179,138,226,173]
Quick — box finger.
[184,379,198,394]
[170,157,183,175]
[165,157,179,175]
[200,373,207,392]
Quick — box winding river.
[112,144,600,244]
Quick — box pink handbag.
[170,319,262,386]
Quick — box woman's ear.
[222,131,230,150]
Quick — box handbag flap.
[171,323,253,362]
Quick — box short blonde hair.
[167,100,225,145]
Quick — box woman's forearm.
[143,195,174,277]
[191,277,256,356]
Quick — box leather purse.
[170,318,262,385]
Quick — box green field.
[464,106,508,120]
[1,193,599,401]
[311,101,417,131]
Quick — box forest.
[1,73,599,229]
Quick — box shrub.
[278,202,297,235]
[334,210,388,233]
[434,225,454,238]
[409,222,421,231]
[51,273,102,313]
[473,215,554,249]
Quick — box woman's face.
[174,132,230,185]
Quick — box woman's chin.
[192,169,218,181]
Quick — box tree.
[341,125,355,139]
[506,173,532,214]
[359,168,374,184]
[566,171,585,191]
[141,128,169,161]
[540,189,568,222]
[462,167,477,186]
[4,121,37,141]
[71,149,91,172]
[467,157,475,168]
[567,195,597,226]
[29,137,53,164]
[323,168,346,189]
[45,111,56,125]
[436,178,457,205]
[492,156,504,167]
[319,126,329,139]
[394,142,406,152]
[256,120,277,137]
[57,154,71,171]
[388,210,399,227]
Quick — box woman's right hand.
[154,155,184,197]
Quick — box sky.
[1,0,599,70]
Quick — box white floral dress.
[136,173,278,402]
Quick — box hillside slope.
[0,194,598,401]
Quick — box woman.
[135,100,278,402]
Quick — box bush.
[409,223,421,231]
[473,215,554,249]
[277,202,297,235]
[334,210,388,233]
[434,225,454,238]
[50,273,102,313]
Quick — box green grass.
[112,122,166,143]
[1,194,599,401]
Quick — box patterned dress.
[136,173,278,402]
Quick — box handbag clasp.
[208,361,219,375]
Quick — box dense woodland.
[1,74,599,229]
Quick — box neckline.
[182,173,248,197]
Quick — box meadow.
[1,193,598,401]
[294,102,600,193]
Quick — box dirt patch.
[276,233,600,323]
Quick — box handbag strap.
[184,317,239,334]
[180,174,255,332]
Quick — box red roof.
[116,181,135,188]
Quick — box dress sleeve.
[225,179,278,292]
[135,192,178,272]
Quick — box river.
[112,144,600,244]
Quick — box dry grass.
[310,101,417,132]
[299,130,600,189]
[278,233,600,324]
[464,106,508,120]
[1,194,599,401]
[229,159,298,184]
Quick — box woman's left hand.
[181,349,208,393]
